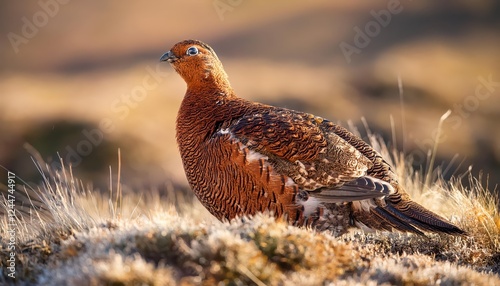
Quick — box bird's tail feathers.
[356,185,465,235]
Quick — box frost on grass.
[1,131,500,285]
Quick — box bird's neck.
[184,67,233,94]
[176,58,243,151]
[175,57,231,93]
[176,85,237,148]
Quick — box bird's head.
[160,39,231,90]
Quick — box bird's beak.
[160,51,178,63]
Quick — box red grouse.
[161,39,464,236]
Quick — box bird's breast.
[178,129,299,221]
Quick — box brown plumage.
[161,39,465,236]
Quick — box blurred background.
[1,1,499,193]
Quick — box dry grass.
[1,129,500,285]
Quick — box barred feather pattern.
[167,39,465,236]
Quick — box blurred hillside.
[1,1,499,190]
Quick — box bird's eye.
[186,46,199,56]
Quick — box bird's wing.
[219,104,464,235]
[309,176,393,202]
[222,106,390,200]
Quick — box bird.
[160,39,465,236]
